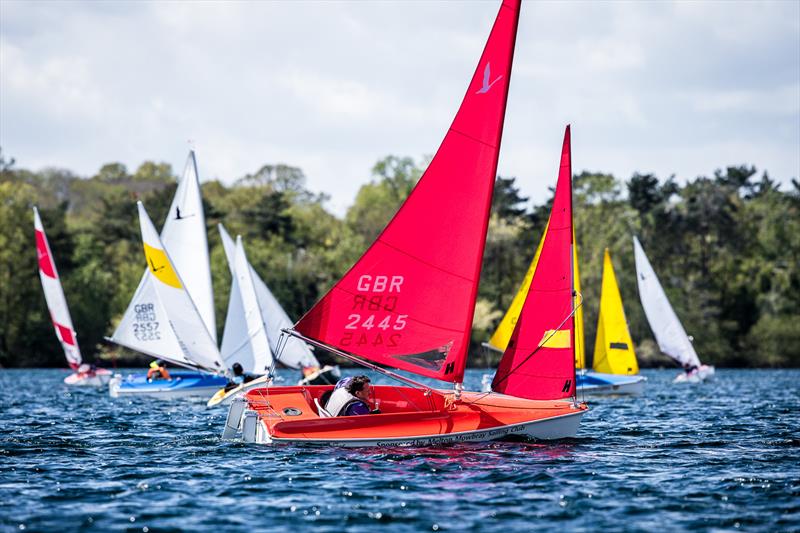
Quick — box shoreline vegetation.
[1,148,798,369]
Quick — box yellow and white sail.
[488,224,586,369]
[593,248,638,375]
[110,152,218,366]
[136,201,225,373]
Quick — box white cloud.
[0,0,798,217]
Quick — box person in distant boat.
[299,365,339,386]
[76,363,97,378]
[147,360,171,381]
[324,375,380,417]
[224,362,258,392]
[683,362,698,375]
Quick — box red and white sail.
[492,126,577,400]
[294,0,521,383]
[34,206,82,370]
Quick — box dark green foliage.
[0,147,796,368]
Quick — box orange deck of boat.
[242,385,586,441]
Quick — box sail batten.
[294,0,522,383]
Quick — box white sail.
[110,151,217,361]
[218,225,318,371]
[34,207,82,369]
[219,225,257,372]
[109,272,196,370]
[232,236,273,373]
[633,236,702,368]
[136,201,226,374]
[161,152,217,342]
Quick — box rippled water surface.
[1,368,798,532]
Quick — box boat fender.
[324,387,361,417]
[222,397,246,439]
[242,410,260,443]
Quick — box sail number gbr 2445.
[340,275,407,348]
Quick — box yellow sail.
[593,248,638,375]
[488,224,585,369]
[573,239,585,369]
[488,225,546,351]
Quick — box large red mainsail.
[295,0,521,383]
[492,126,577,400]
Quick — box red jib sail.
[295,0,521,383]
[492,126,577,400]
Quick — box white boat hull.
[64,369,113,387]
[673,365,715,383]
[580,378,645,395]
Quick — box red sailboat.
[223,0,587,446]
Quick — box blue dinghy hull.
[577,371,646,395]
[109,371,228,399]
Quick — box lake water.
[1,368,798,532]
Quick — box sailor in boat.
[683,362,699,375]
[298,364,339,386]
[76,363,97,378]
[224,362,258,392]
[323,376,380,417]
[146,360,171,381]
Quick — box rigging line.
[284,328,434,394]
[472,292,584,404]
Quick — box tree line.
[0,148,797,369]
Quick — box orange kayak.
[223,385,587,447]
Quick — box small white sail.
[219,225,257,372]
[137,201,226,373]
[633,236,702,368]
[111,151,217,360]
[233,236,273,373]
[251,264,318,370]
[34,207,82,369]
[218,225,317,371]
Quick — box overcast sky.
[1,0,798,215]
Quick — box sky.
[1,0,798,216]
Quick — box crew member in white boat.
[324,375,379,416]
[224,362,258,392]
[682,362,699,375]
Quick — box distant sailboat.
[34,207,112,386]
[107,152,228,398]
[633,236,714,383]
[207,227,339,407]
[578,248,646,394]
[223,0,587,446]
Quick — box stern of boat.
[222,396,272,444]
